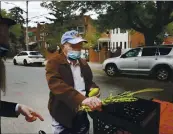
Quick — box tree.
[73,1,173,46]
[165,22,173,35]
[9,7,25,25]
[9,7,25,50]
[1,9,24,55]
[41,1,77,47]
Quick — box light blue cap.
[61,30,87,45]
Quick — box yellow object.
[80,88,164,112]
[88,88,99,97]
[131,88,164,95]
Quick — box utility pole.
[26,1,29,51]
[0,1,1,15]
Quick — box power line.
[3,1,26,13]
[3,1,51,21]
[28,13,50,19]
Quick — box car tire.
[105,64,117,77]
[13,59,17,65]
[155,67,171,81]
[23,59,28,66]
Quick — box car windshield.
[29,52,41,55]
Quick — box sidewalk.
[88,62,103,71]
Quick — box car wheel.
[13,59,17,65]
[105,64,117,76]
[23,60,28,66]
[155,67,170,81]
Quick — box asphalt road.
[1,62,173,133]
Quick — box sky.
[1,1,98,27]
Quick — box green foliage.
[9,7,25,24]
[1,9,11,18]
[1,8,25,55]
[72,1,173,45]
[165,22,173,35]
[41,1,81,45]
[10,24,22,39]
[84,32,100,49]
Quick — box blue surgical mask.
[67,50,81,60]
[0,44,9,57]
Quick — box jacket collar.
[59,53,70,65]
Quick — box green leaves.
[9,7,25,24]
[80,88,164,112]
[10,24,22,39]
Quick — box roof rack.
[137,44,173,48]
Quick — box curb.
[5,60,104,74]
[92,69,105,74]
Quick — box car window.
[29,52,41,55]
[17,53,22,56]
[23,52,28,56]
[159,47,172,55]
[124,48,141,58]
[142,47,157,56]
[19,52,24,56]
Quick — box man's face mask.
[0,44,9,58]
[67,50,81,60]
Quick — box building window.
[77,26,85,34]
[34,36,37,41]
[124,42,127,49]
[116,29,118,34]
[113,42,115,49]
[120,42,122,48]
[116,42,118,48]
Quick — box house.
[110,28,129,51]
[24,23,50,52]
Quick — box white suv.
[13,51,45,66]
[103,46,173,81]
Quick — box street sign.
[28,32,34,37]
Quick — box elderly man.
[46,30,102,134]
[0,15,44,134]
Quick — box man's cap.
[0,15,16,27]
[61,30,88,45]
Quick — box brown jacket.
[45,53,98,128]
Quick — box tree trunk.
[144,32,156,46]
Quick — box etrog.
[88,88,99,97]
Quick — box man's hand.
[17,104,44,122]
[82,96,102,111]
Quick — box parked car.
[102,45,173,81]
[13,51,45,66]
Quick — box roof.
[22,51,38,52]
[26,42,37,46]
[0,16,16,27]
[98,38,110,42]
[137,45,173,48]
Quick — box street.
[1,62,173,133]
